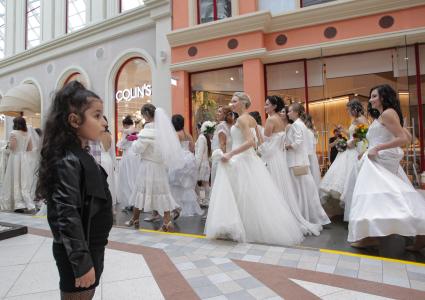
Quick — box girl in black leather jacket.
[36,81,113,300]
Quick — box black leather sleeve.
[51,157,93,278]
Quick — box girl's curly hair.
[36,81,101,200]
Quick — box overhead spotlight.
[295,70,299,74]
[230,77,234,81]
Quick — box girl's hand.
[221,152,232,163]
[75,267,96,288]
[367,147,379,159]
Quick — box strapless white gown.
[348,120,425,242]
[205,126,304,246]
[259,132,322,236]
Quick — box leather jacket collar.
[69,145,107,200]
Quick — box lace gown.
[205,126,304,246]
[211,122,232,185]
[259,132,322,236]
[100,142,117,205]
[195,134,211,182]
[129,123,179,215]
[306,129,321,188]
[168,141,203,216]
[348,120,425,242]
[117,137,141,206]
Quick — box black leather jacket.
[47,146,113,278]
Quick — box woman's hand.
[367,147,379,160]
[221,152,232,163]
[347,139,356,149]
[75,267,96,288]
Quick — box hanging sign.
[116,83,152,103]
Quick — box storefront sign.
[116,84,152,102]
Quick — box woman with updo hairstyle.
[285,102,330,226]
[126,103,183,232]
[258,96,322,236]
[205,92,305,246]
[0,116,36,212]
[348,84,425,251]
[168,114,203,217]
[211,106,233,185]
[320,98,368,221]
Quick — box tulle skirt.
[348,150,425,242]
[101,151,117,205]
[117,149,141,206]
[131,160,179,215]
[205,149,304,246]
[169,150,203,216]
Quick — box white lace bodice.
[181,140,190,151]
[212,122,232,152]
[9,130,30,153]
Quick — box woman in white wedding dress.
[99,116,117,205]
[211,106,233,185]
[258,96,322,236]
[205,92,304,246]
[1,116,36,211]
[169,114,203,217]
[303,114,321,188]
[320,99,368,220]
[285,103,330,226]
[348,85,425,248]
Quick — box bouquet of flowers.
[335,139,347,152]
[353,124,368,141]
[200,121,216,135]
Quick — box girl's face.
[77,100,106,143]
[287,106,298,121]
[216,107,224,122]
[279,109,288,123]
[264,99,276,115]
[369,88,381,110]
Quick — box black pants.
[53,243,105,293]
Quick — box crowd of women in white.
[1,83,425,251]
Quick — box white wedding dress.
[100,141,117,205]
[259,132,322,236]
[117,138,141,206]
[320,124,361,204]
[169,141,203,216]
[205,126,304,246]
[348,120,425,242]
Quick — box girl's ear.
[68,113,81,129]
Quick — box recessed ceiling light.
[230,77,234,81]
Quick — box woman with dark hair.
[348,84,425,250]
[36,81,112,299]
[0,116,36,212]
[99,116,116,206]
[259,97,322,236]
[127,104,182,231]
[195,120,214,207]
[211,106,233,185]
[320,99,368,220]
[168,114,203,217]
[285,103,330,226]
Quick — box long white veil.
[154,108,184,169]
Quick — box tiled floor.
[1,211,425,299]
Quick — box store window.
[0,0,5,59]
[120,0,144,12]
[67,0,87,33]
[115,57,152,155]
[26,0,41,49]
[266,47,422,179]
[63,72,88,87]
[198,0,231,24]
[259,0,296,14]
[301,0,336,7]
[191,66,243,137]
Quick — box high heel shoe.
[125,219,140,228]
[159,221,174,232]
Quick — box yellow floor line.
[31,215,47,218]
[320,248,425,267]
[139,228,206,239]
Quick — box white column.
[90,0,107,23]
[41,0,55,42]
[4,0,16,56]
[106,0,119,18]
[153,16,172,113]
[231,0,239,17]
[54,0,66,37]
[188,0,196,26]
[14,0,26,52]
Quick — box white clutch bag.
[291,165,309,176]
